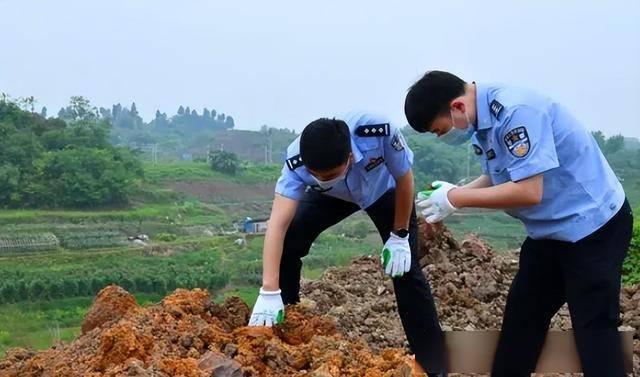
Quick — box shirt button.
[609,203,617,210]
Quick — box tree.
[177,105,185,115]
[40,106,47,118]
[209,150,240,175]
[66,96,98,122]
[605,134,625,155]
[203,108,211,119]
[592,131,606,150]
[224,115,235,129]
[0,164,21,206]
[112,104,122,119]
[0,99,144,208]
[18,96,37,112]
[36,147,143,207]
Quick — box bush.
[155,233,178,242]
[0,283,17,303]
[622,222,640,285]
[209,150,240,175]
[28,279,47,300]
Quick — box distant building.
[243,217,269,234]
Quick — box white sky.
[1,0,639,137]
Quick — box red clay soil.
[0,287,422,377]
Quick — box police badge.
[503,126,530,158]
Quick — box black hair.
[404,70,466,132]
[300,118,351,171]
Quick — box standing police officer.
[404,70,633,377]
[247,112,446,376]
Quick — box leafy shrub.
[622,222,640,285]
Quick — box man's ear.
[450,99,466,113]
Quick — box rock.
[197,351,243,377]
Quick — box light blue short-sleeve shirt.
[471,83,625,242]
[275,111,414,209]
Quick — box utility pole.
[206,144,210,163]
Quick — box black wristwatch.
[392,228,409,238]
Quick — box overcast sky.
[1,1,639,137]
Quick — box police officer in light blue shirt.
[247,112,447,376]
[404,71,633,377]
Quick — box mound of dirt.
[0,286,421,377]
[301,217,640,375]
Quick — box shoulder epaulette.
[285,154,303,171]
[355,123,390,137]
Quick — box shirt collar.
[475,83,494,132]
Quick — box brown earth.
[300,218,640,376]
[0,288,422,377]
[0,219,637,376]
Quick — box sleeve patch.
[503,126,530,158]
[391,133,405,151]
[490,100,504,119]
[286,154,303,170]
[356,123,390,137]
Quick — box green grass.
[0,237,234,305]
[215,285,259,307]
[0,201,229,228]
[446,210,526,251]
[143,162,280,184]
[622,220,640,285]
[622,182,640,209]
[0,293,163,355]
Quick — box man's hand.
[381,232,411,278]
[417,181,458,223]
[248,288,285,327]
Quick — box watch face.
[395,229,409,238]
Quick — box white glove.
[248,288,285,327]
[417,180,458,223]
[381,232,411,278]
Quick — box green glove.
[417,183,442,201]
